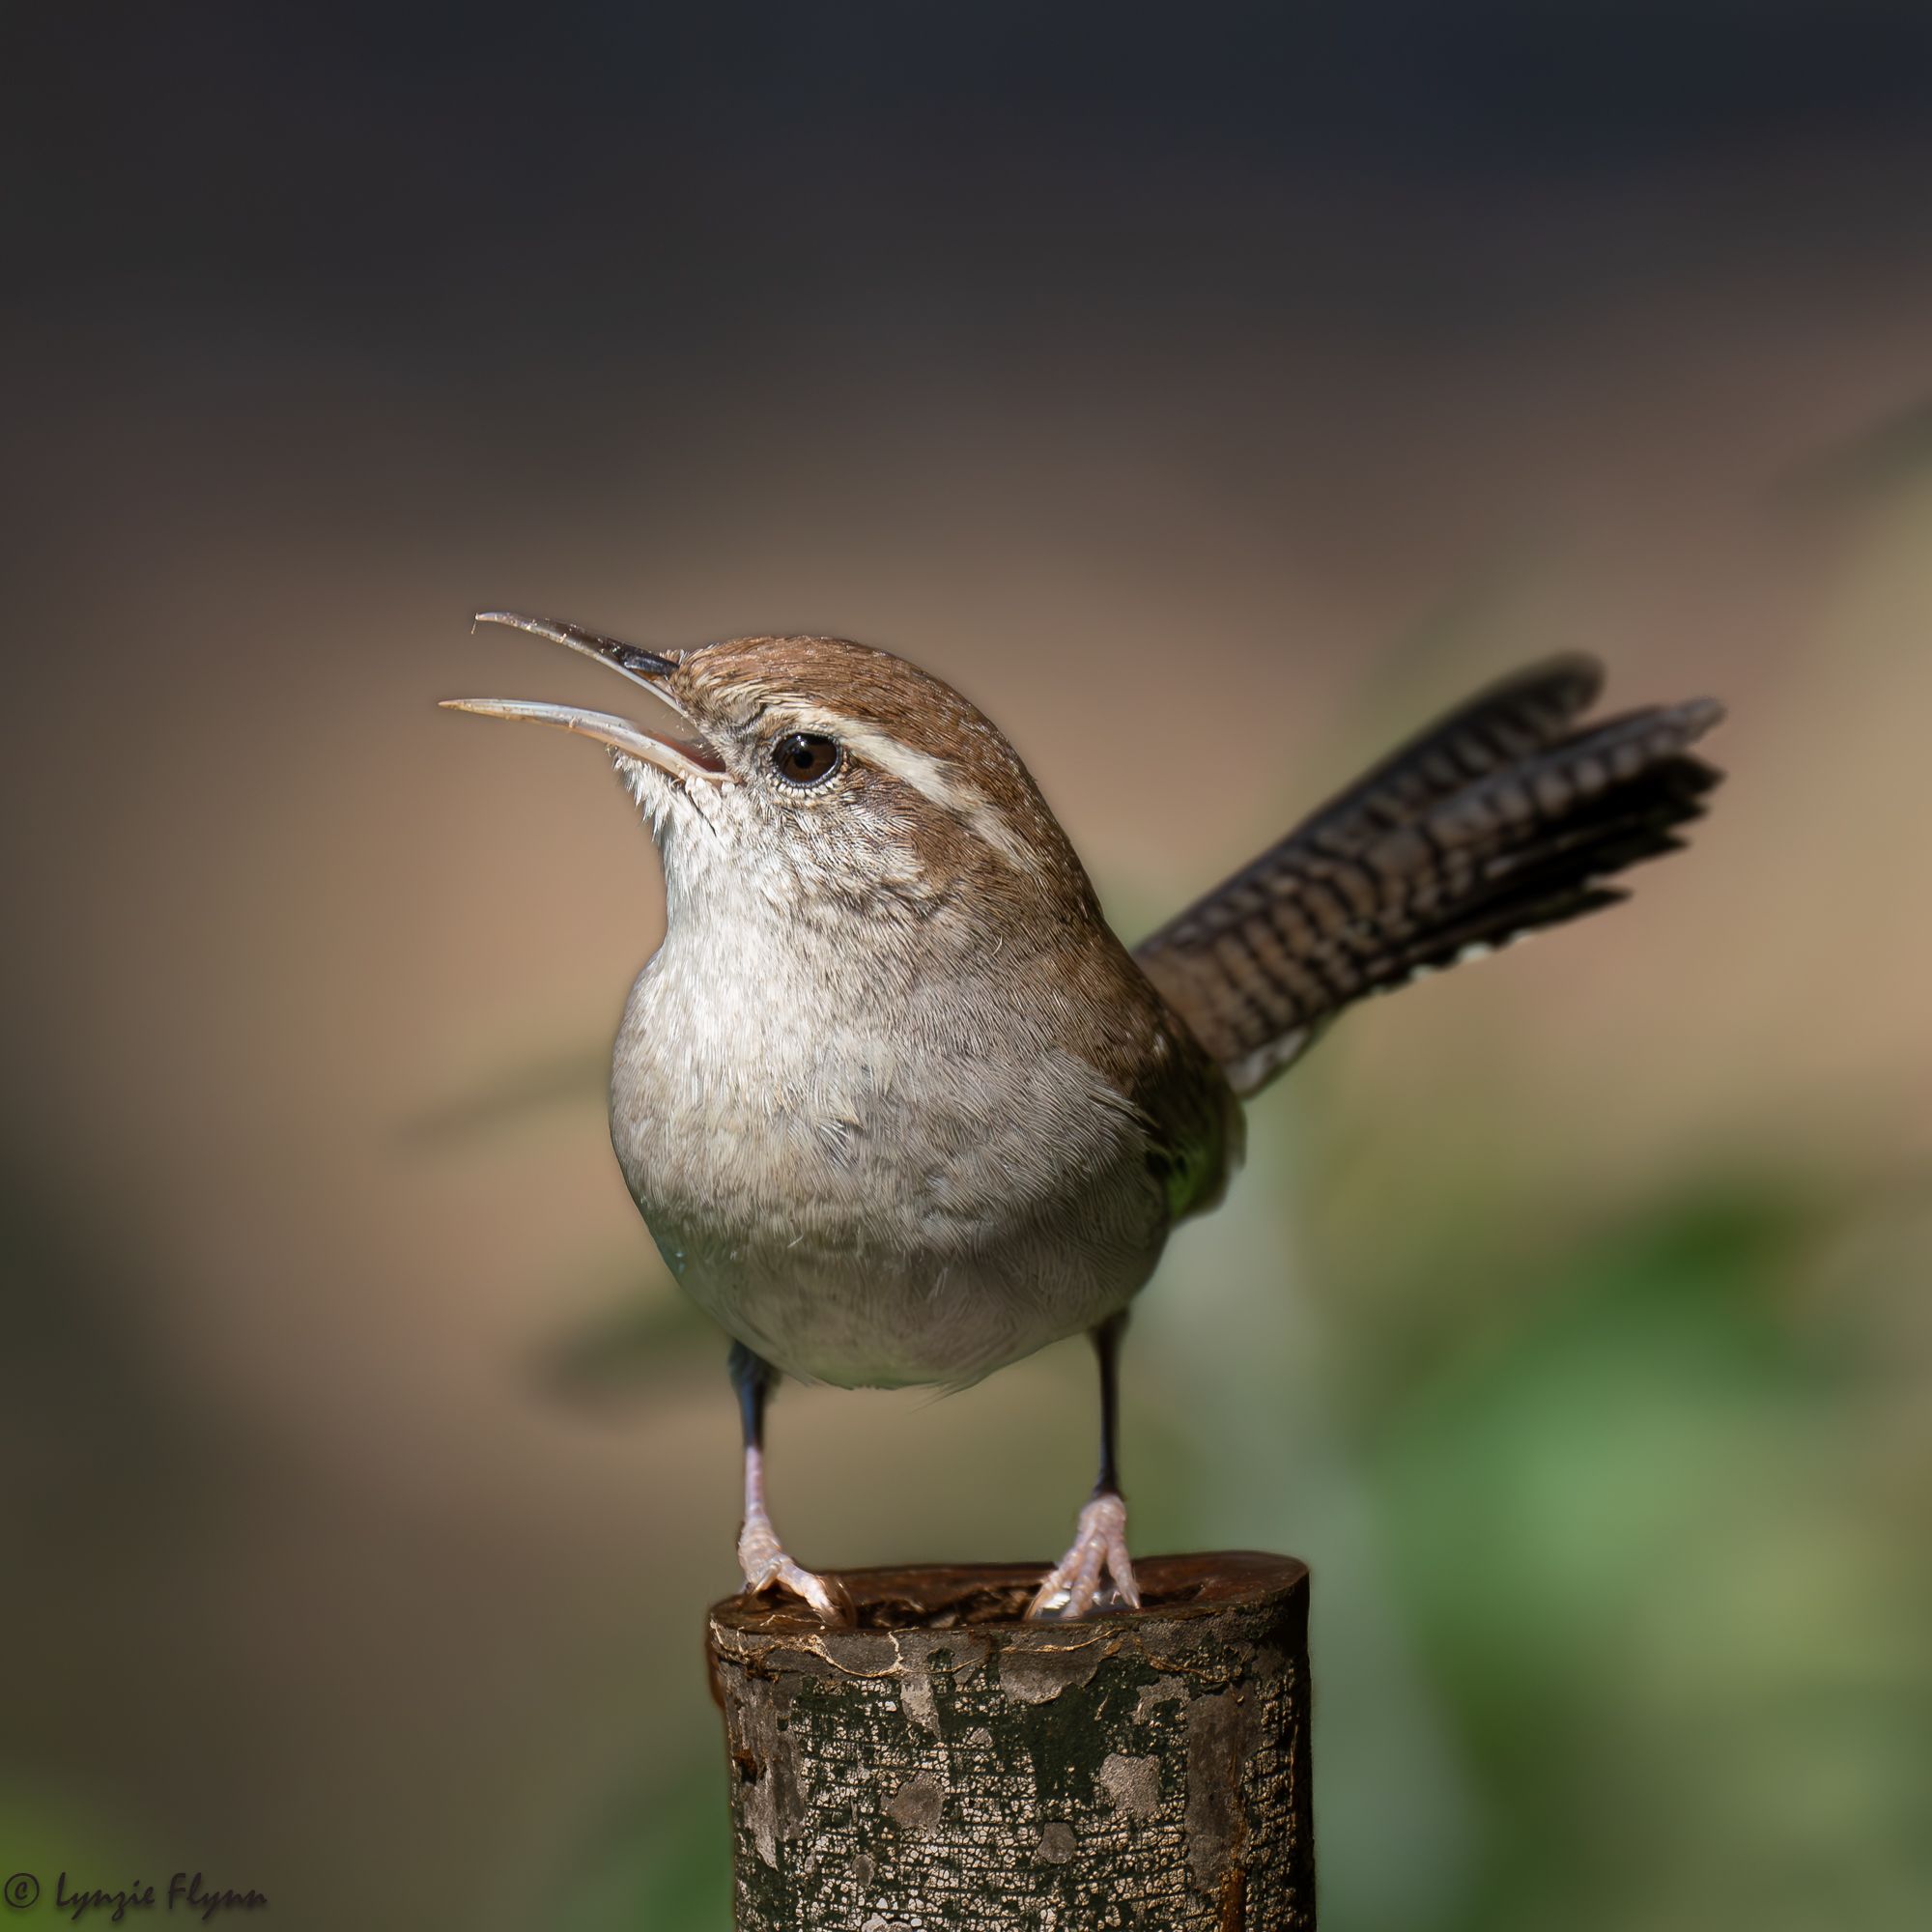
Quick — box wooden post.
[707,1552,1313,1930]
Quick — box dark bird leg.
[729,1340,853,1626]
[1030,1311,1141,1619]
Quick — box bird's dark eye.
[770,731,842,787]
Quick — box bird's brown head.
[442,613,1096,932]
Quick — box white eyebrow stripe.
[781,704,1034,873]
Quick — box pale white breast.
[608,916,1170,1388]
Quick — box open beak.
[440,611,726,783]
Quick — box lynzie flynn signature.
[49,1871,266,1924]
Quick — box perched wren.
[445,613,1722,1623]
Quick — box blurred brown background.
[4,6,1930,1929]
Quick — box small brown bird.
[445,614,1722,1623]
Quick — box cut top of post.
[710,1550,1306,1638]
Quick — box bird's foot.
[737,1513,854,1627]
[1029,1491,1141,1620]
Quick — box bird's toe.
[1029,1492,1140,1621]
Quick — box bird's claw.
[1029,1491,1141,1620]
[738,1515,855,1627]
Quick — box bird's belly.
[655,1208,1163,1389]
[611,1018,1171,1387]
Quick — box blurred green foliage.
[1366,1184,1932,1932]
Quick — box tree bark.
[707,1552,1313,1930]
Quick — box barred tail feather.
[1133,658,1724,1096]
